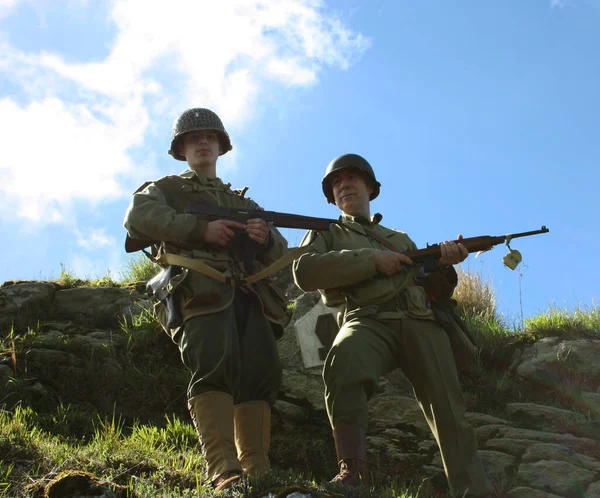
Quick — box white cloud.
[0,97,138,222]
[0,0,18,17]
[68,226,123,279]
[75,227,116,249]
[106,0,370,123]
[0,0,17,9]
[0,0,370,224]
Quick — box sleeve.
[123,182,208,244]
[292,230,377,292]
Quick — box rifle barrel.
[506,225,549,239]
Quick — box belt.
[343,294,407,321]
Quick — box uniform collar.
[181,169,224,188]
[340,212,383,225]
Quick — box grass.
[524,303,600,339]
[0,404,428,498]
[0,284,430,497]
[454,267,599,345]
[1,264,599,497]
[0,307,187,425]
[52,255,160,289]
[119,255,162,283]
[454,267,498,323]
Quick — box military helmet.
[322,153,381,204]
[168,108,232,160]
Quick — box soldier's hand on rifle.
[373,251,414,276]
[204,219,247,248]
[438,234,469,266]
[246,207,271,246]
[246,217,270,245]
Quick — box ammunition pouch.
[146,266,188,329]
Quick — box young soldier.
[124,108,287,492]
[292,154,493,497]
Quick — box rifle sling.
[153,245,312,287]
[361,227,402,253]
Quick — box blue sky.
[0,0,598,324]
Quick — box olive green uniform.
[293,213,492,497]
[124,169,287,404]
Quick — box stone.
[0,281,56,333]
[479,450,516,477]
[517,460,595,496]
[506,486,563,498]
[506,402,583,428]
[521,442,600,473]
[368,395,430,434]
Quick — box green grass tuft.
[57,263,85,287]
[524,303,600,339]
[120,255,161,283]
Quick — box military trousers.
[323,316,492,497]
[172,288,282,406]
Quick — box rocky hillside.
[1,273,600,497]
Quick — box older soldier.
[124,108,287,492]
[292,154,493,497]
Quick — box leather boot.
[234,400,271,475]
[210,470,243,492]
[330,424,367,486]
[188,392,242,491]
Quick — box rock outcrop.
[1,278,599,497]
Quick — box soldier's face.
[179,130,222,168]
[331,168,373,216]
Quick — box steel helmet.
[322,153,381,204]
[168,108,232,160]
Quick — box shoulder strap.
[152,245,313,287]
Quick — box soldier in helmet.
[292,154,493,497]
[124,108,288,492]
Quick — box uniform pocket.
[403,286,433,318]
[252,279,288,324]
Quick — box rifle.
[186,200,338,273]
[403,226,550,272]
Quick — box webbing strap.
[243,245,312,284]
[154,245,313,287]
[362,226,402,253]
